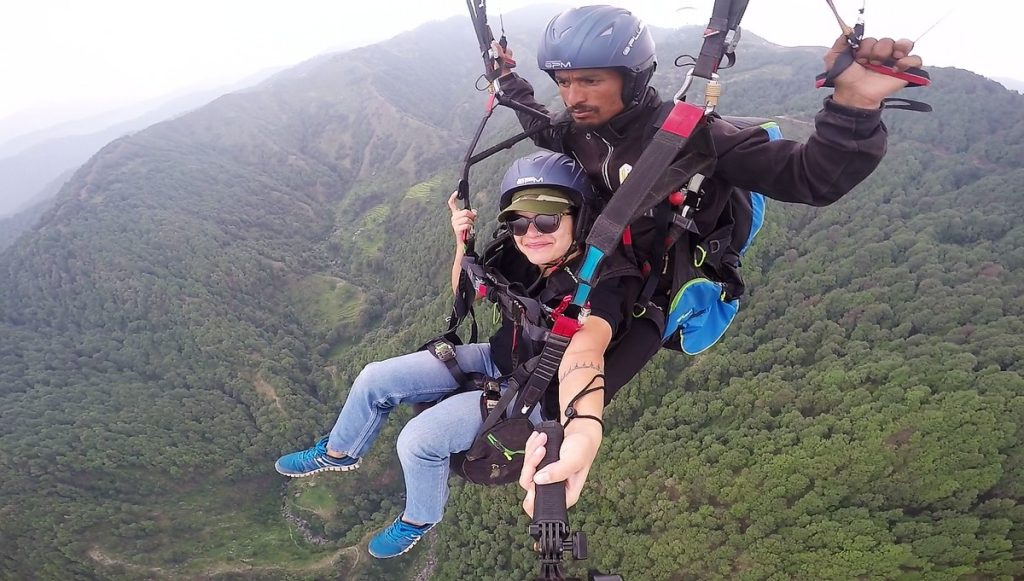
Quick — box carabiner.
[703,73,722,114]
[673,68,696,103]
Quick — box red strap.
[661,102,705,138]
[622,225,633,246]
[550,295,584,338]
[862,63,931,87]
[552,316,582,337]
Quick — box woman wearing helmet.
[274,151,640,560]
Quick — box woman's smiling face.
[511,211,575,266]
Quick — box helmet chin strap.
[527,243,582,294]
[621,65,656,108]
[541,243,581,272]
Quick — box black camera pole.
[529,421,623,581]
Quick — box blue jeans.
[326,343,538,525]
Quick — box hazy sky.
[1,0,1020,126]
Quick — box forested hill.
[0,13,509,579]
[1,8,1022,580]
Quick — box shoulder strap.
[643,101,677,145]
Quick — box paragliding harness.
[613,110,780,358]
[427,0,762,490]
[415,0,606,488]
[422,229,602,486]
[425,2,935,578]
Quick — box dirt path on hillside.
[252,373,284,410]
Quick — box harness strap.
[426,338,473,389]
[449,267,479,344]
[693,0,749,80]
[621,225,639,268]
[633,203,674,315]
[510,295,586,414]
[466,251,559,348]
[578,101,714,306]
[474,361,536,437]
[513,330,573,416]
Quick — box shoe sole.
[275,461,360,478]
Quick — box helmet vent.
[598,26,613,37]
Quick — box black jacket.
[499,73,889,399]
[499,72,887,207]
[485,243,641,418]
[487,245,641,374]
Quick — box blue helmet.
[499,151,600,241]
[537,5,657,107]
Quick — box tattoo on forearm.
[559,361,604,383]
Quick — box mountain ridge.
[1,9,1022,580]
[0,68,293,219]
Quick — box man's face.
[553,69,625,128]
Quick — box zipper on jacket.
[600,136,615,191]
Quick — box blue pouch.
[662,278,739,355]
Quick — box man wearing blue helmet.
[273,152,640,559]
[496,4,921,198]
[493,5,926,516]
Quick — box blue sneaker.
[274,436,360,477]
[367,515,435,558]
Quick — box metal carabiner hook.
[673,68,696,103]
[724,26,742,58]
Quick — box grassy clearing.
[289,275,364,336]
[402,177,443,202]
[87,474,340,576]
[352,205,390,254]
[294,482,339,520]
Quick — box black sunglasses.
[504,213,568,236]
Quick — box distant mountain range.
[993,76,1024,93]
[0,69,286,219]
